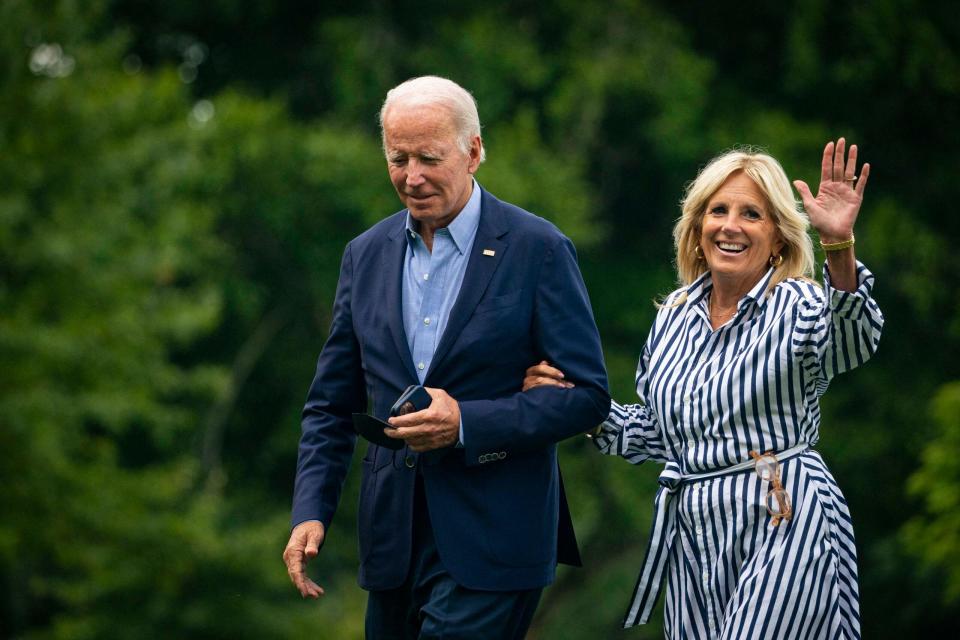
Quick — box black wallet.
[353,386,433,450]
[352,413,404,450]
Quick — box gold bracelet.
[820,234,855,252]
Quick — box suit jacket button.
[405,454,416,468]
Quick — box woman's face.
[699,171,784,292]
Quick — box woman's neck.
[709,268,765,310]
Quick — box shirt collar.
[743,266,776,308]
[684,266,777,311]
[684,270,713,306]
[404,179,482,254]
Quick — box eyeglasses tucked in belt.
[750,450,793,526]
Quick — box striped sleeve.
[792,261,884,394]
[593,400,668,464]
[594,339,669,464]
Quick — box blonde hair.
[379,75,486,162]
[672,147,815,296]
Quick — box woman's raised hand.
[792,138,870,244]
[522,361,573,391]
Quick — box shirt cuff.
[592,404,623,453]
[823,260,876,320]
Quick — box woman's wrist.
[820,234,855,252]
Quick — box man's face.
[383,103,482,232]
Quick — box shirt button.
[687,440,695,449]
[423,317,430,325]
[423,273,429,280]
[405,455,416,468]
[418,362,425,370]
[702,572,710,583]
[683,394,691,404]
[696,526,703,535]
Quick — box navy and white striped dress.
[595,262,883,639]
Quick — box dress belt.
[621,443,810,628]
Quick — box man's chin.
[407,202,439,218]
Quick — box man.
[282,76,609,639]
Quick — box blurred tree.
[903,382,960,603]
[0,1,375,637]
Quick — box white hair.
[379,76,486,162]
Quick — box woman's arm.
[793,263,884,392]
[592,399,668,464]
[792,139,883,388]
[793,137,871,292]
[523,348,668,465]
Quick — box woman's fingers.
[524,360,547,377]
[522,375,571,391]
[522,360,572,391]
[844,144,858,182]
[833,137,846,182]
[792,179,814,209]
[855,162,870,197]
[524,361,566,380]
[820,140,834,184]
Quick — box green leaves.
[904,382,960,603]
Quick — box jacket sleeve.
[291,243,366,529]
[458,234,611,465]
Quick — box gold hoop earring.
[769,254,784,268]
[694,245,705,260]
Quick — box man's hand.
[386,387,460,452]
[282,520,326,598]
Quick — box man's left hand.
[386,387,460,452]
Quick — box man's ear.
[467,136,483,174]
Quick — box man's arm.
[284,243,366,595]
[456,234,609,463]
[291,243,366,528]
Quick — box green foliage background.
[1,0,957,637]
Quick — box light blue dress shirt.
[401,180,481,442]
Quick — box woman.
[524,140,882,638]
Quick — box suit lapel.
[426,190,508,380]
[384,219,419,382]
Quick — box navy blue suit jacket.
[292,187,610,591]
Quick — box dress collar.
[684,266,777,316]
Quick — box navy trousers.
[365,475,543,640]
